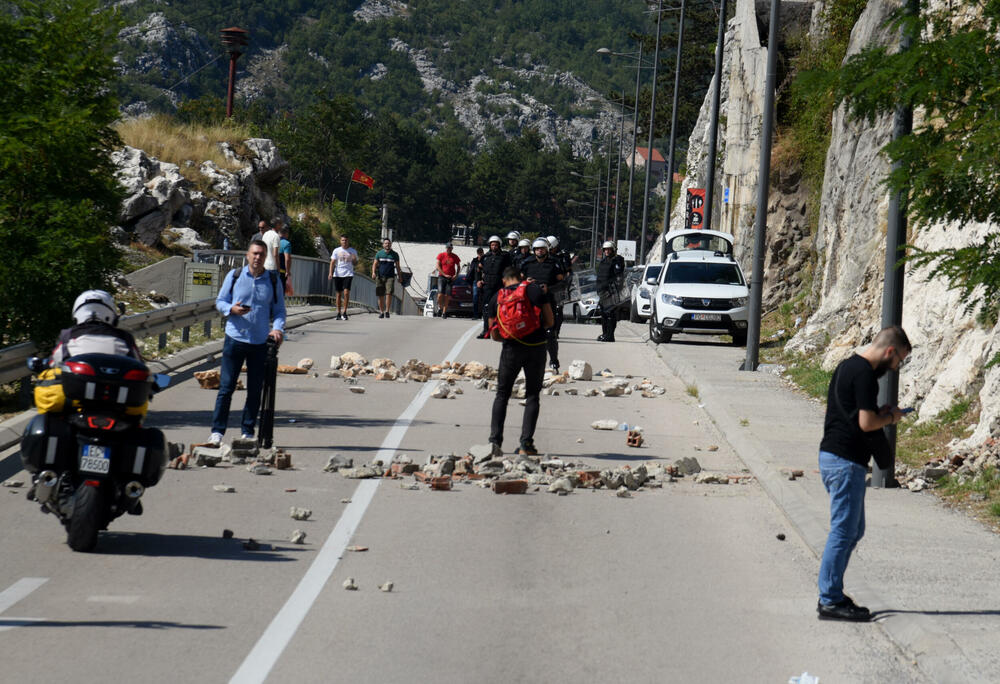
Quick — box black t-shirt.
[820,354,890,468]
[487,282,547,345]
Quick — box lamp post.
[613,89,627,243]
[660,0,688,260]
[639,0,665,265]
[703,0,727,231]
[220,27,250,118]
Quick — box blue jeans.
[211,336,267,436]
[818,450,867,605]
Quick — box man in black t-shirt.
[817,325,911,622]
[486,267,554,458]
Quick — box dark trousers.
[481,285,499,333]
[490,342,546,447]
[211,335,267,436]
[551,306,564,338]
[472,284,481,318]
[600,305,618,340]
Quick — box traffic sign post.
[617,240,637,261]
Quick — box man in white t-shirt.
[262,220,282,272]
[328,235,359,320]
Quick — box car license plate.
[80,444,110,474]
[692,313,722,322]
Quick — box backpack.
[230,268,278,302]
[494,282,541,341]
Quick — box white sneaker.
[208,432,223,446]
[241,433,254,440]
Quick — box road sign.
[617,240,637,261]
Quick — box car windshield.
[644,265,662,281]
[667,233,732,255]
[665,262,745,286]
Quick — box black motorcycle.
[20,353,170,552]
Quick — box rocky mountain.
[662,0,999,450]
[113,0,647,157]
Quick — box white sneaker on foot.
[208,432,223,446]
[241,432,254,440]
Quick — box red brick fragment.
[491,479,528,495]
[430,476,452,491]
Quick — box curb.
[644,332,983,684]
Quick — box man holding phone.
[208,239,286,445]
[816,325,911,621]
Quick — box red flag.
[351,169,375,189]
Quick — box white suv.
[629,263,662,322]
[648,230,750,346]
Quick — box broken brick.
[491,479,528,495]
[429,476,452,491]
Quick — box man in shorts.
[434,242,462,318]
[329,235,358,320]
[372,238,400,318]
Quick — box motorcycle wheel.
[67,485,103,552]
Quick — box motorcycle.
[20,353,170,552]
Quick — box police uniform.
[479,248,512,335]
[596,252,626,342]
[520,254,565,369]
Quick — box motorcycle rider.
[596,241,626,342]
[520,237,565,371]
[51,290,142,365]
[477,235,513,338]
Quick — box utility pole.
[872,0,919,488]
[613,89,626,242]
[639,0,664,265]
[660,0,688,261]
[220,27,249,118]
[625,43,643,245]
[703,0,728,231]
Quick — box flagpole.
[344,181,352,206]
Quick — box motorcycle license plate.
[692,313,722,322]
[80,444,110,474]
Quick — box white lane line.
[0,578,48,632]
[230,323,480,684]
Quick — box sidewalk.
[628,325,1000,683]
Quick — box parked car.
[628,263,663,322]
[423,273,475,317]
[564,273,600,323]
[648,230,750,345]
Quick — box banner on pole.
[685,188,705,229]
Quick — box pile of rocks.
[896,439,1000,492]
[324,448,753,494]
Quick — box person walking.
[262,220,281,274]
[519,237,565,371]
[329,235,358,320]
[469,247,485,317]
[477,235,512,338]
[486,267,554,457]
[372,238,400,318]
[208,240,286,445]
[596,241,626,342]
[250,220,266,243]
[434,242,462,318]
[816,325,911,621]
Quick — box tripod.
[257,337,279,449]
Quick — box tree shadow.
[871,608,1000,619]
[96,532,306,561]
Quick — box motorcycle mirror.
[26,356,48,373]
[153,374,171,390]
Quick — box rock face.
[111,141,290,250]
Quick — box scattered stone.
[290,530,307,544]
[290,507,312,520]
[462,361,489,379]
[213,484,236,493]
[492,479,528,494]
[372,357,396,369]
[674,457,702,475]
[346,545,369,552]
[278,364,308,374]
[468,444,495,464]
[297,358,315,370]
[194,369,221,389]
[340,498,352,503]
[349,386,366,394]
[2,479,24,488]
[222,529,234,539]
[707,445,719,452]
[247,463,272,475]
[548,477,574,494]
[375,368,399,381]
[379,581,394,593]
[400,482,419,490]
[341,465,380,479]
[329,355,343,370]
[616,486,632,498]
[599,368,613,377]
[192,445,225,467]
[564,388,578,396]
[591,419,619,430]
[568,360,593,381]
[243,538,260,551]
[343,577,358,591]
[431,383,451,399]
[326,370,342,378]
[324,454,352,472]
[776,533,786,541]
[694,472,729,484]
[341,352,367,366]
[576,438,584,443]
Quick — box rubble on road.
[2,479,24,488]
[591,419,619,430]
[290,530,307,544]
[379,582,394,592]
[194,369,244,390]
[324,454,352,472]
[213,484,236,493]
[278,365,308,374]
[290,506,312,520]
[343,577,358,591]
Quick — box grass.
[895,396,977,469]
[115,115,253,183]
[686,384,699,399]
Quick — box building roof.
[635,146,666,163]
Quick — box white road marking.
[86,595,140,604]
[230,323,480,684]
[0,578,47,632]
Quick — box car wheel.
[732,332,747,347]
[629,301,641,323]
[648,311,668,344]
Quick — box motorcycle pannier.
[20,413,75,474]
[114,427,167,487]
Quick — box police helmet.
[547,235,559,249]
[72,290,119,326]
[488,234,502,245]
[518,238,530,248]
[532,238,550,250]
[602,241,615,250]
[506,231,520,241]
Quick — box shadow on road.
[1,618,225,630]
[871,608,1000,619]
[97,532,306,561]
[578,451,657,462]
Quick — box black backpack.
[229,268,279,303]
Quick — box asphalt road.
[0,314,923,683]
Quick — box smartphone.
[900,407,915,414]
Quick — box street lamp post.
[703,0,728,231]
[613,88,627,243]
[639,0,665,265]
[660,0,687,261]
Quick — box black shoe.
[549,363,560,373]
[817,599,871,622]
[442,312,449,319]
[597,335,606,342]
[336,313,343,321]
[518,439,538,456]
[343,313,349,320]
[385,313,390,319]
[379,312,385,319]
[605,336,615,342]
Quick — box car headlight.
[731,296,748,307]
[583,298,597,307]
[660,293,683,306]
[638,288,651,300]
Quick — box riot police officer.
[596,241,626,342]
[477,235,513,338]
[520,237,565,371]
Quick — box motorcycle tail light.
[65,361,96,376]
[123,369,149,381]
[87,416,116,430]
[84,480,101,487]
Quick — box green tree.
[0,0,124,347]
[838,1,1000,320]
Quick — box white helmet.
[532,238,549,250]
[506,231,520,241]
[547,235,558,249]
[602,241,615,250]
[488,234,502,245]
[518,238,530,248]
[72,290,119,325]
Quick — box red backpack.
[494,282,541,340]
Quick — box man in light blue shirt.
[208,240,286,444]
